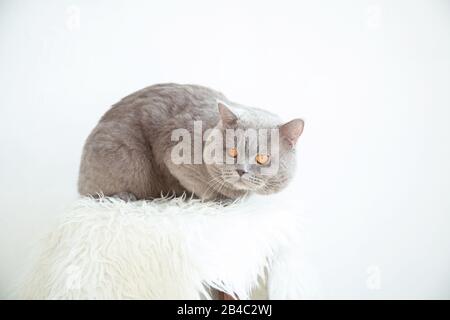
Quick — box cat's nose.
[236,169,247,177]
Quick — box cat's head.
[203,102,304,197]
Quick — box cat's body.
[78,83,304,201]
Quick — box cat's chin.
[228,181,256,191]
[214,179,249,193]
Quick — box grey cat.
[78,83,304,201]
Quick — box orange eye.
[255,154,269,165]
[228,147,238,158]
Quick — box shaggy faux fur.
[20,195,304,299]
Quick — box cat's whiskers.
[203,175,227,199]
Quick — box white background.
[1,0,449,299]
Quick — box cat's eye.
[255,154,270,165]
[228,147,238,158]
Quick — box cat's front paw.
[112,192,138,202]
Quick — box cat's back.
[100,83,227,125]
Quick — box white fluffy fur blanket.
[20,195,306,299]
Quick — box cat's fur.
[78,83,304,201]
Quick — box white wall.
[1,0,449,299]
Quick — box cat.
[78,83,304,201]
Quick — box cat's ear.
[279,119,304,148]
[218,102,238,127]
